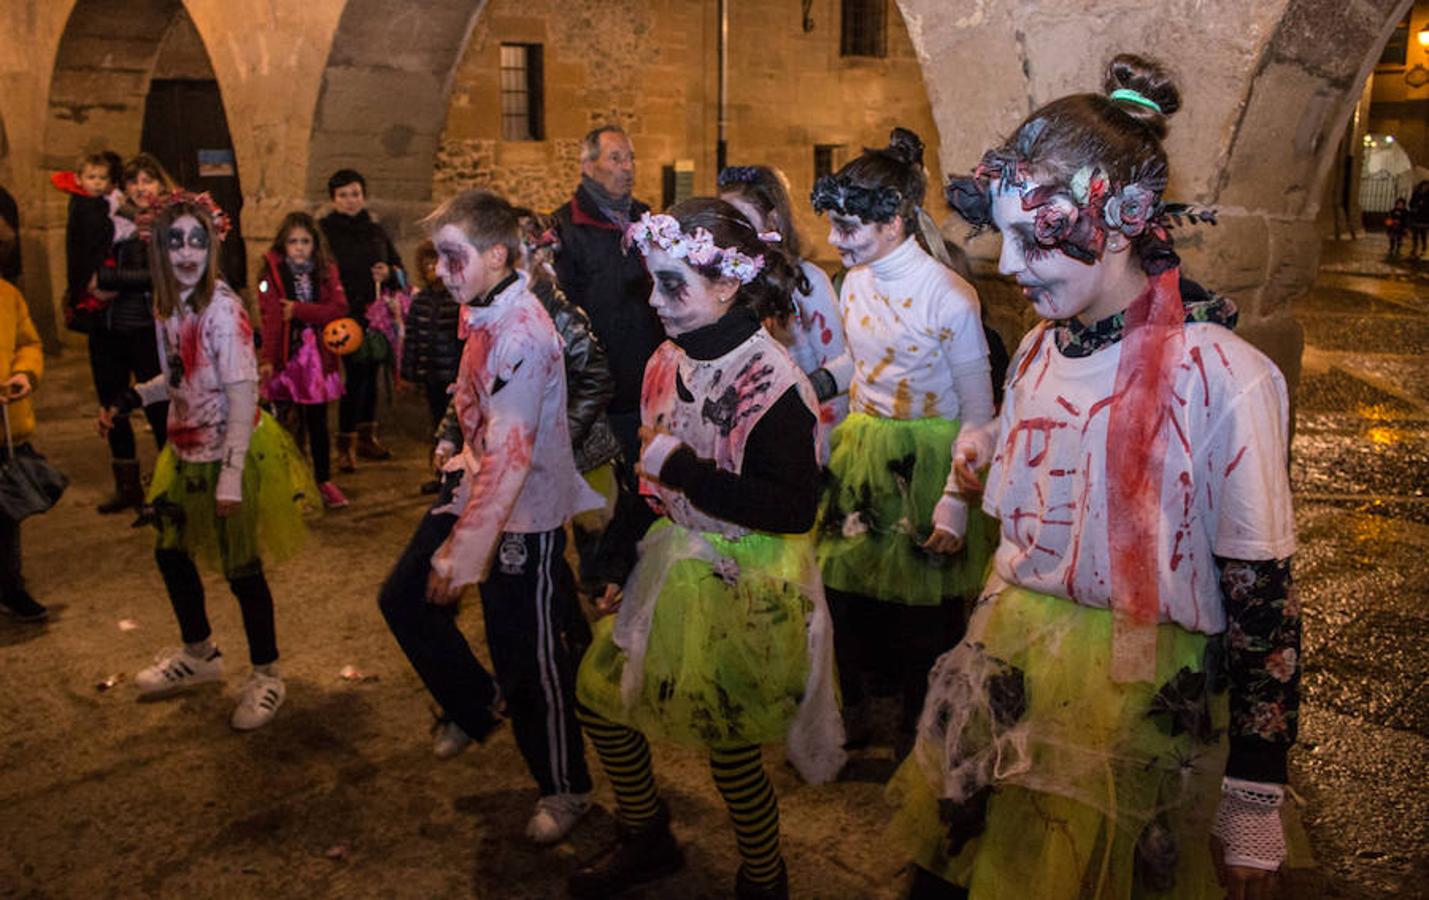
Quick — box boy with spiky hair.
[378,189,601,845]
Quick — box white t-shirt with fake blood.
[982,322,1296,636]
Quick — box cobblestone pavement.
[1,238,1425,898]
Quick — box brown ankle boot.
[336,433,358,473]
[356,422,392,460]
[97,459,144,514]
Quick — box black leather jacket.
[438,276,620,472]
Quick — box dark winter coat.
[400,283,464,386]
[256,250,348,372]
[0,185,19,282]
[318,209,404,321]
[551,185,661,416]
[94,233,156,333]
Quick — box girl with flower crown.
[570,198,843,899]
[97,193,316,732]
[888,55,1301,900]
[809,127,998,754]
[718,164,848,463]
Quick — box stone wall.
[0,0,1412,380]
[432,0,943,265]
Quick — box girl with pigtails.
[718,164,849,462]
[889,55,1302,900]
[571,198,843,900]
[97,193,315,732]
[809,128,998,752]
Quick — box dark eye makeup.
[166,226,210,251]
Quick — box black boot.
[0,589,49,623]
[567,802,684,898]
[736,859,789,899]
[98,459,144,515]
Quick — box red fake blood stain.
[1213,342,1233,374]
[1170,529,1185,571]
[1224,445,1248,477]
[1189,345,1210,406]
[1062,452,1094,598]
[1055,395,1081,416]
[1003,417,1068,467]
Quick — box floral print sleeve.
[1218,555,1300,783]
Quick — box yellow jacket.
[0,279,44,443]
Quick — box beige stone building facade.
[434,0,943,266]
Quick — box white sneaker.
[134,647,224,697]
[230,672,286,731]
[432,719,472,759]
[526,792,591,845]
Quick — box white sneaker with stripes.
[526,792,591,845]
[230,672,285,731]
[134,647,224,697]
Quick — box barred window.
[840,0,887,58]
[814,144,843,180]
[500,43,544,141]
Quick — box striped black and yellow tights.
[578,706,784,888]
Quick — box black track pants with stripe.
[380,513,592,797]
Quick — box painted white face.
[165,214,210,292]
[432,224,502,305]
[285,227,314,267]
[332,181,365,216]
[645,247,729,338]
[721,194,768,234]
[127,170,161,209]
[826,211,903,267]
[991,184,1110,323]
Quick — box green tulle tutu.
[817,413,996,606]
[577,520,817,749]
[147,411,317,577]
[887,585,1310,899]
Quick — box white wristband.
[640,433,683,481]
[931,494,967,538]
[1212,777,1286,871]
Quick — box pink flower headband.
[624,212,766,284]
[145,190,233,243]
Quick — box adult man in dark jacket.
[0,185,19,283]
[551,125,662,465]
[319,169,406,467]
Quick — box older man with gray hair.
[552,125,661,466]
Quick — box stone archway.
[895,0,1412,386]
[304,0,488,233]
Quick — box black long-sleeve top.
[595,308,819,585]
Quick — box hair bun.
[887,127,925,167]
[1104,54,1180,138]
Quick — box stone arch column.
[896,0,1411,388]
[304,0,488,248]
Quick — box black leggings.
[155,548,277,665]
[88,328,168,459]
[299,403,332,484]
[338,357,380,432]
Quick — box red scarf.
[1106,267,1185,683]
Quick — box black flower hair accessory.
[717,166,763,187]
[810,174,903,223]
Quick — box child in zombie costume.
[377,190,602,845]
[888,55,1302,900]
[719,164,849,464]
[570,199,844,900]
[257,211,350,509]
[809,128,997,751]
[99,192,315,731]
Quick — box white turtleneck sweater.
[836,238,993,425]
